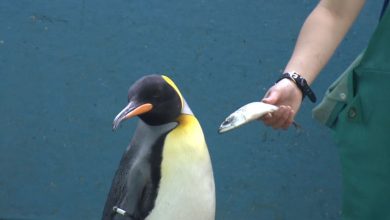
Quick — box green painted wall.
[0,0,383,219]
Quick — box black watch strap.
[276,72,317,103]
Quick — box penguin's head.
[113,74,185,129]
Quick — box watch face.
[291,73,299,79]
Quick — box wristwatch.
[276,72,317,103]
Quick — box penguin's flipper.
[121,161,155,218]
[103,121,176,220]
[102,151,150,220]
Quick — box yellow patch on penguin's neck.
[164,115,208,158]
[162,75,184,109]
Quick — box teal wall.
[0,0,383,219]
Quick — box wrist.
[276,72,317,103]
[278,78,304,100]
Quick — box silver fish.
[218,102,278,133]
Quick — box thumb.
[262,90,280,105]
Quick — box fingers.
[260,80,301,129]
[281,108,295,129]
[262,105,294,129]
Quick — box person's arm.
[262,0,366,129]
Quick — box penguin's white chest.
[146,115,215,220]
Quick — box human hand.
[261,78,303,129]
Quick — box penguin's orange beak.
[112,102,153,130]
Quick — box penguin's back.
[146,114,215,220]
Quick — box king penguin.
[102,74,215,220]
